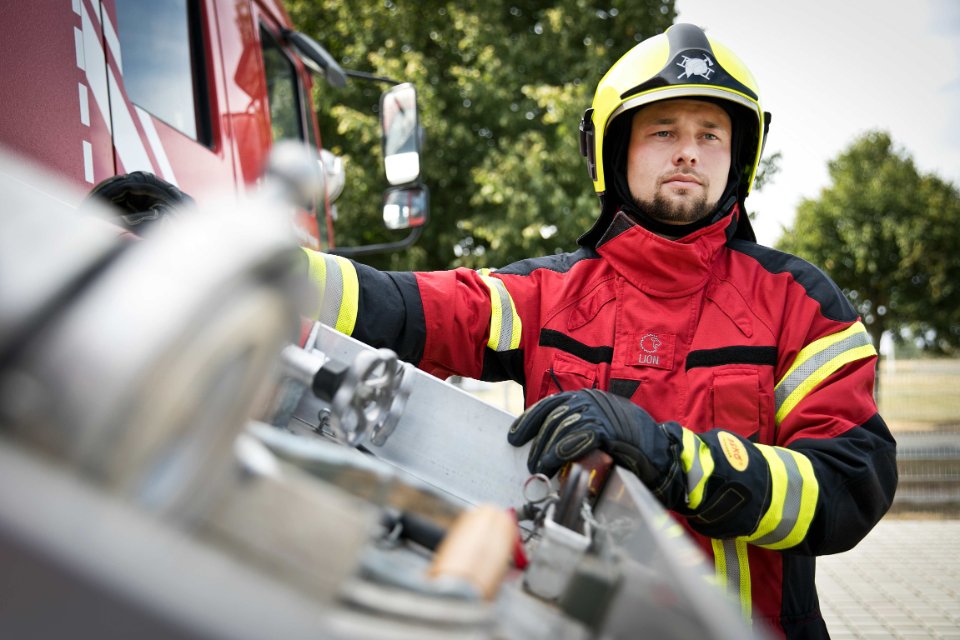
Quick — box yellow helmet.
[579,23,770,234]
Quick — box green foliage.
[752,150,781,193]
[745,150,782,222]
[777,131,960,353]
[286,0,675,270]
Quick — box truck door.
[103,0,236,200]
[249,2,327,248]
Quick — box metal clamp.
[328,348,411,446]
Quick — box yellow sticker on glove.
[718,431,749,472]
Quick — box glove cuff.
[674,428,771,539]
[639,421,687,510]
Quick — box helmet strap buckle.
[579,109,597,181]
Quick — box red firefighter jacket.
[305,208,897,639]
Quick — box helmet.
[578,24,770,242]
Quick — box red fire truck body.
[0,0,420,250]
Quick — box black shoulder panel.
[727,240,857,322]
[495,247,600,277]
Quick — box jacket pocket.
[539,352,598,397]
[711,370,760,438]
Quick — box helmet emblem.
[676,54,714,80]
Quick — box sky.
[674,0,960,246]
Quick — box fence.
[879,359,960,516]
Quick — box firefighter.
[304,23,897,638]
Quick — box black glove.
[508,389,686,509]
[87,171,194,229]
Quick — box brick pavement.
[817,519,960,639]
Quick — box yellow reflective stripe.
[775,322,875,424]
[478,271,522,352]
[332,255,360,335]
[303,247,326,318]
[712,538,752,623]
[744,445,787,545]
[681,428,714,509]
[745,446,819,550]
[302,249,359,336]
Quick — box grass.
[878,359,960,430]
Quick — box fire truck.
[0,0,427,251]
[0,3,764,638]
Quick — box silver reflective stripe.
[750,449,803,547]
[489,277,515,352]
[319,254,343,328]
[775,331,871,411]
[687,445,704,496]
[716,538,751,622]
[723,538,740,594]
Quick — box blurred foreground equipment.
[0,149,765,639]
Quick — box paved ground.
[817,519,960,639]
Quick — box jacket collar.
[595,206,739,296]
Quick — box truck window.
[260,28,304,142]
[115,0,209,143]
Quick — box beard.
[628,168,719,225]
[629,189,714,225]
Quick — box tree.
[286,0,676,271]
[777,131,960,354]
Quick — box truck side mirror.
[333,184,429,257]
[383,185,429,230]
[380,83,421,186]
[283,29,347,88]
[318,149,345,204]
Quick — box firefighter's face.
[626,99,732,225]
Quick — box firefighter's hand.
[508,389,686,508]
[87,171,194,229]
